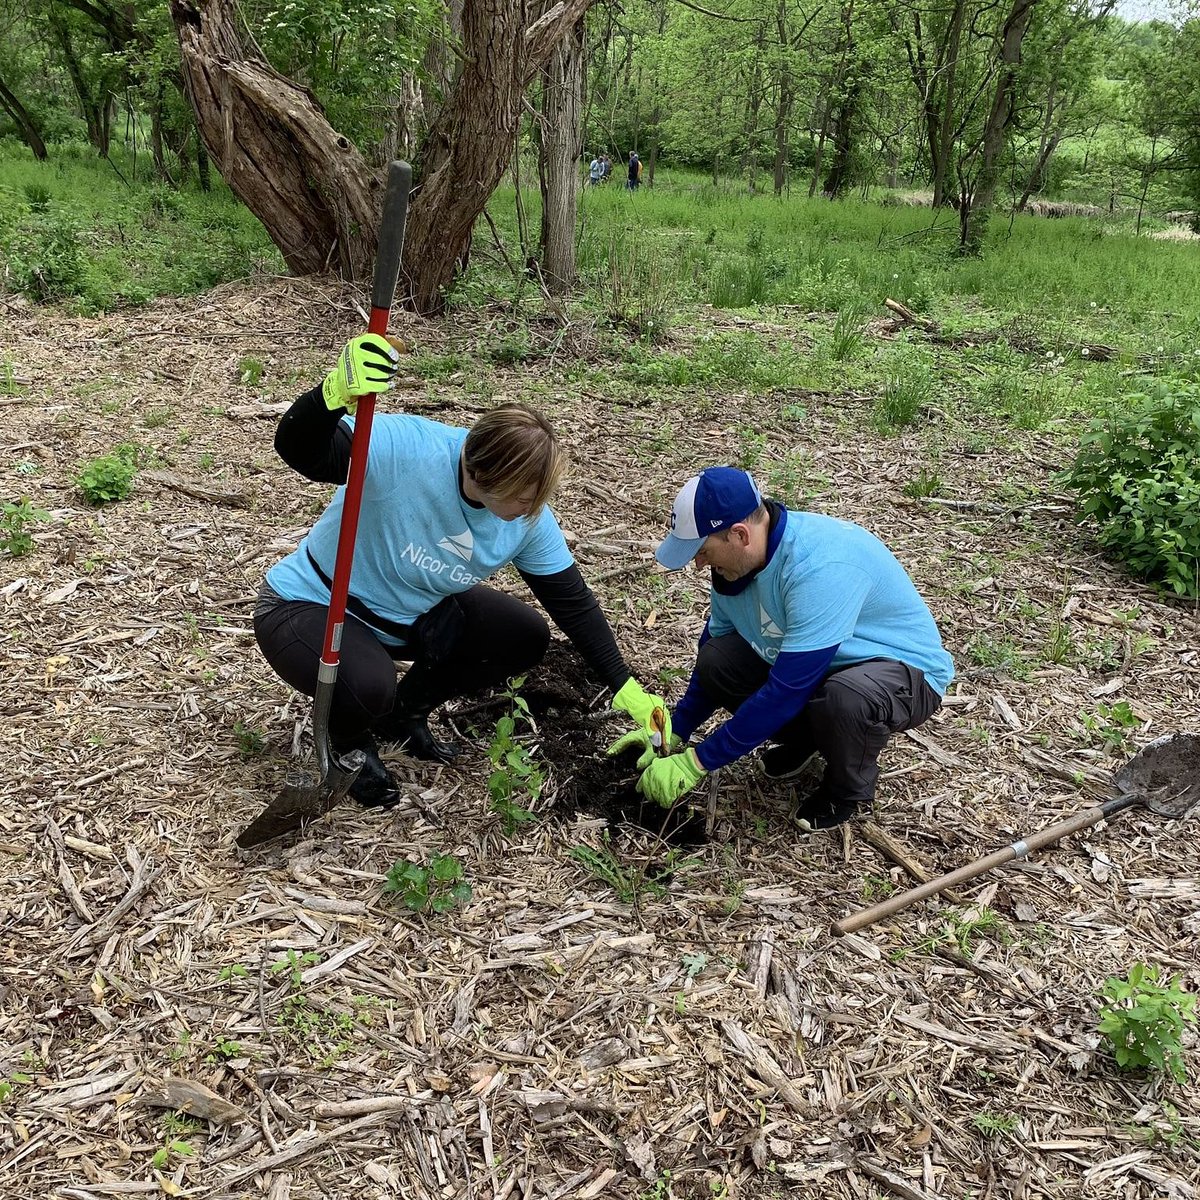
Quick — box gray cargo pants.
[694,632,942,806]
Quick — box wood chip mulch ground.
[2,277,1198,1200]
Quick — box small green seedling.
[487,676,541,832]
[973,1111,1019,1136]
[1098,962,1196,1084]
[385,854,472,914]
[237,357,265,385]
[205,1038,242,1062]
[233,720,267,757]
[151,1139,194,1171]
[1080,701,1141,752]
[1,499,50,557]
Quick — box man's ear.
[730,522,752,547]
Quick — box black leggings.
[694,633,942,805]
[253,585,550,741]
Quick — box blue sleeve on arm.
[693,645,839,771]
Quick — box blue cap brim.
[655,533,705,570]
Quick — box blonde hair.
[463,403,566,517]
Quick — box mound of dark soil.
[461,640,707,846]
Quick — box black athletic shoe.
[760,742,820,782]
[793,788,857,831]
[339,743,402,810]
[377,715,459,764]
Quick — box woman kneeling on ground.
[253,334,667,809]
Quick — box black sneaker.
[760,742,820,782]
[332,737,402,809]
[376,714,459,764]
[793,789,857,832]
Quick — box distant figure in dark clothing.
[600,154,612,182]
[627,152,641,191]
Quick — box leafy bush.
[1,212,88,302]
[1062,383,1200,596]
[1098,962,1196,1084]
[77,444,139,504]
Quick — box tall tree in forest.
[170,0,601,313]
[537,16,585,293]
[958,0,1039,251]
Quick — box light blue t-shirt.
[709,510,954,694]
[267,414,573,644]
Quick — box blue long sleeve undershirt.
[676,643,840,772]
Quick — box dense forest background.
[1,0,1198,313]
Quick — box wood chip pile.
[1,279,1198,1199]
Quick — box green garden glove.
[321,333,400,415]
[612,677,673,749]
[607,728,656,770]
[607,728,683,770]
[636,748,706,808]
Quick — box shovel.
[831,732,1200,937]
[237,161,412,850]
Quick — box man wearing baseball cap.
[611,467,953,830]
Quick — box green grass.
[0,142,281,312]
[491,166,1200,353]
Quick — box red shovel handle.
[319,161,413,668]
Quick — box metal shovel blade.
[1115,732,1200,818]
[236,750,365,849]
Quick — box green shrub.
[1,212,87,302]
[78,444,139,504]
[1062,383,1200,596]
[1098,963,1196,1084]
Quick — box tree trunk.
[402,0,603,313]
[52,16,106,152]
[823,77,862,197]
[646,104,660,187]
[172,0,599,309]
[150,84,171,180]
[537,17,584,294]
[0,71,48,160]
[808,94,831,197]
[171,0,382,279]
[772,73,792,196]
[959,0,1039,253]
[930,0,965,207]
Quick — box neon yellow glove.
[612,678,672,749]
[636,748,706,808]
[321,333,401,414]
[607,728,683,770]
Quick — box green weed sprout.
[487,676,542,833]
[385,854,472,914]
[78,444,139,505]
[1,499,50,557]
[1098,963,1196,1084]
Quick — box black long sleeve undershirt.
[520,565,630,693]
[275,385,353,484]
[273,385,631,693]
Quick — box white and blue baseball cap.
[655,467,763,570]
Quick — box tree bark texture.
[0,71,48,160]
[401,0,601,313]
[959,0,1039,252]
[170,0,382,279]
[537,17,584,294]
